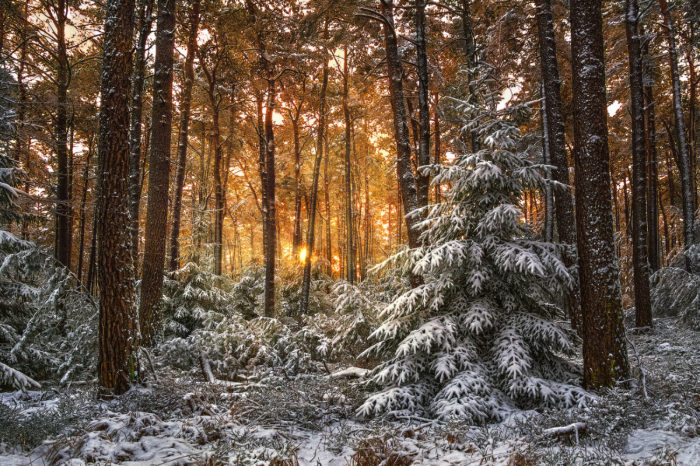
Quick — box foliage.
[359,87,587,422]
[0,231,96,390]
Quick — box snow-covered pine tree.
[359,80,587,422]
[0,138,96,389]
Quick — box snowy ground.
[0,317,697,465]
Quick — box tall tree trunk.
[55,0,71,269]
[139,0,176,347]
[169,0,201,271]
[433,91,441,202]
[378,0,422,255]
[643,32,660,273]
[96,0,137,395]
[213,107,223,275]
[77,134,94,282]
[540,82,554,243]
[292,116,303,256]
[129,0,155,263]
[570,0,629,388]
[536,0,581,331]
[343,46,356,283]
[262,82,277,315]
[300,34,329,315]
[460,0,480,152]
[324,134,331,276]
[415,0,431,209]
[86,210,97,291]
[625,0,652,328]
[659,0,694,256]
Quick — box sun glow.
[299,247,308,263]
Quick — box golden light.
[299,247,308,263]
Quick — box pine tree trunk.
[300,35,329,315]
[96,0,137,395]
[625,0,652,328]
[415,0,431,209]
[643,33,660,273]
[77,135,94,282]
[379,0,422,255]
[55,0,71,269]
[324,135,332,276]
[292,116,303,257]
[169,0,201,271]
[460,0,480,152]
[343,46,356,284]
[433,92,441,202]
[262,79,277,316]
[129,0,155,263]
[570,0,629,388]
[540,82,554,243]
[139,0,176,347]
[536,0,581,331]
[212,106,223,275]
[659,0,694,256]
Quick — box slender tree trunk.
[460,0,480,152]
[129,0,155,263]
[379,0,422,255]
[300,33,329,315]
[415,0,431,209]
[54,0,71,269]
[262,78,277,315]
[86,210,97,291]
[292,117,303,256]
[343,46,356,283]
[625,0,652,328]
[139,0,177,346]
[643,34,660,273]
[77,135,94,282]
[540,82,554,243]
[324,135,332,276]
[659,0,694,256]
[433,92,441,202]
[570,0,629,388]
[96,0,137,395]
[212,105,223,275]
[536,0,581,331]
[169,0,201,271]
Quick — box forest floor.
[0,316,698,465]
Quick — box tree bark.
[460,0,480,152]
[625,0,652,328]
[343,46,356,284]
[169,0,201,271]
[262,79,277,316]
[536,0,581,331]
[139,0,177,347]
[540,82,554,243]
[433,91,441,202]
[300,31,329,315]
[643,30,660,273]
[54,0,71,269]
[570,0,629,388]
[96,0,137,395]
[659,0,694,255]
[129,0,155,263]
[379,0,422,255]
[77,134,94,282]
[415,0,431,209]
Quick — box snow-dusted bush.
[158,264,323,378]
[650,254,700,330]
[0,231,96,389]
[359,91,587,422]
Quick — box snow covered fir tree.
[359,89,588,422]
[0,0,698,463]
